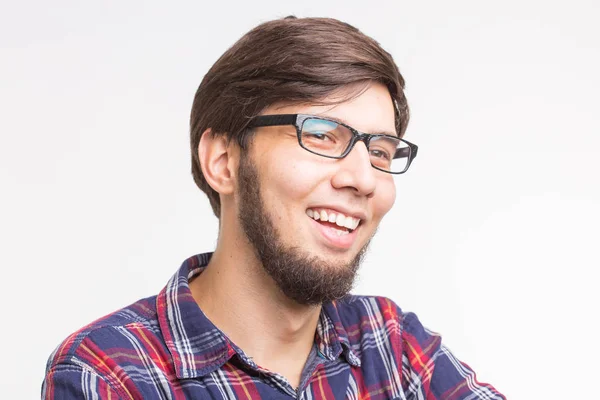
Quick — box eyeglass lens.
[300,118,410,173]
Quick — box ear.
[198,129,238,196]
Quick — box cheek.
[262,157,323,212]
[374,178,396,219]
[282,160,320,195]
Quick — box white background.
[1,0,599,398]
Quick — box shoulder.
[334,294,441,358]
[335,294,430,334]
[336,296,506,399]
[332,296,438,390]
[45,295,161,371]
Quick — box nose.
[331,141,377,197]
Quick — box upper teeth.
[306,209,360,230]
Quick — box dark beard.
[237,152,370,306]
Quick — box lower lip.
[309,217,359,250]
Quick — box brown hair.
[190,16,409,218]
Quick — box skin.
[189,81,397,388]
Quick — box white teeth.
[320,210,328,221]
[343,217,355,230]
[335,229,349,236]
[307,208,361,230]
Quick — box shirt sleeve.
[401,311,506,400]
[42,363,123,399]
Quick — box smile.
[305,208,363,250]
[306,208,361,232]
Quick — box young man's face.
[237,82,397,304]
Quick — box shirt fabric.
[42,252,505,399]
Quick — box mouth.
[306,208,361,234]
[306,208,362,249]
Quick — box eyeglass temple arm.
[248,114,297,128]
[393,145,418,160]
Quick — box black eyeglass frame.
[247,113,418,174]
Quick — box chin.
[315,247,363,269]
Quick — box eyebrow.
[315,113,398,137]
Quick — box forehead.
[262,82,397,136]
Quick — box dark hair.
[190,16,409,218]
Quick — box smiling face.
[236,82,397,304]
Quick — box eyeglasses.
[247,114,418,174]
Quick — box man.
[43,16,505,399]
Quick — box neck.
[189,218,320,387]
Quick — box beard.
[237,152,371,306]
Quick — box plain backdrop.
[1,0,599,398]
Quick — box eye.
[369,148,392,160]
[303,131,336,142]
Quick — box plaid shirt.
[42,253,505,399]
